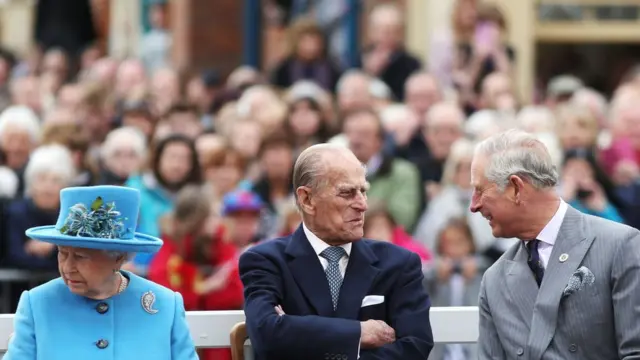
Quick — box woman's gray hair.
[440,138,476,186]
[105,250,133,262]
[0,166,18,198]
[24,144,76,196]
[475,129,559,192]
[0,105,41,144]
[100,126,147,161]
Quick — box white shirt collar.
[303,222,352,257]
[536,199,568,246]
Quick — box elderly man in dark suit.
[471,129,640,360]
[239,143,433,360]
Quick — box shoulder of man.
[360,238,417,262]
[581,211,640,246]
[240,235,292,258]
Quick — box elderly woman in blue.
[4,185,199,360]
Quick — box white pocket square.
[361,295,385,307]
[563,266,595,297]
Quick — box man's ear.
[509,175,526,204]
[295,186,315,215]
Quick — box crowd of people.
[1,0,640,359]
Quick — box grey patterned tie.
[320,246,347,310]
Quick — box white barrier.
[0,307,478,353]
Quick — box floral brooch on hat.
[60,196,130,239]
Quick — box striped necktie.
[526,239,545,286]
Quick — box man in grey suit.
[470,129,640,360]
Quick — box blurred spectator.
[201,145,249,200]
[360,3,422,100]
[251,133,295,239]
[283,96,331,155]
[424,218,482,360]
[560,149,624,222]
[0,105,41,196]
[126,134,201,272]
[343,108,421,230]
[140,2,172,73]
[363,205,432,264]
[97,127,147,185]
[454,2,515,110]
[6,144,75,269]
[271,17,342,92]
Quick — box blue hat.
[222,190,263,216]
[25,186,163,253]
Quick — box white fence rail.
[0,307,478,355]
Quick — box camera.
[576,188,594,200]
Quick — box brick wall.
[171,0,243,79]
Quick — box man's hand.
[275,305,285,316]
[360,319,395,349]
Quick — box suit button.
[96,302,109,314]
[569,344,578,352]
[516,347,524,356]
[96,339,109,349]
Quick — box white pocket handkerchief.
[563,266,595,298]
[361,295,385,307]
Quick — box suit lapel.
[528,207,594,360]
[286,226,334,317]
[334,240,380,319]
[505,242,538,328]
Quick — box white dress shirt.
[303,223,351,275]
[528,200,568,268]
[303,223,360,357]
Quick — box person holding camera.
[560,149,624,223]
[424,217,484,360]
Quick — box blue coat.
[4,271,198,360]
[239,226,434,360]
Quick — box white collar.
[303,223,352,257]
[536,199,568,246]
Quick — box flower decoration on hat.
[59,196,130,239]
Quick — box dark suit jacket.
[239,226,433,360]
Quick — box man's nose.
[469,199,480,213]
[353,192,368,212]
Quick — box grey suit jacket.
[478,206,640,360]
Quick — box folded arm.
[477,274,506,360]
[612,230,640,360]
[360,253,433,360]
[4,291,36,360]
[239,249,361,359]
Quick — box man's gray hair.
[475,129,559,191]
[292,144,348,208]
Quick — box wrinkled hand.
[360,319,395,349]
[25,239,56,258]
